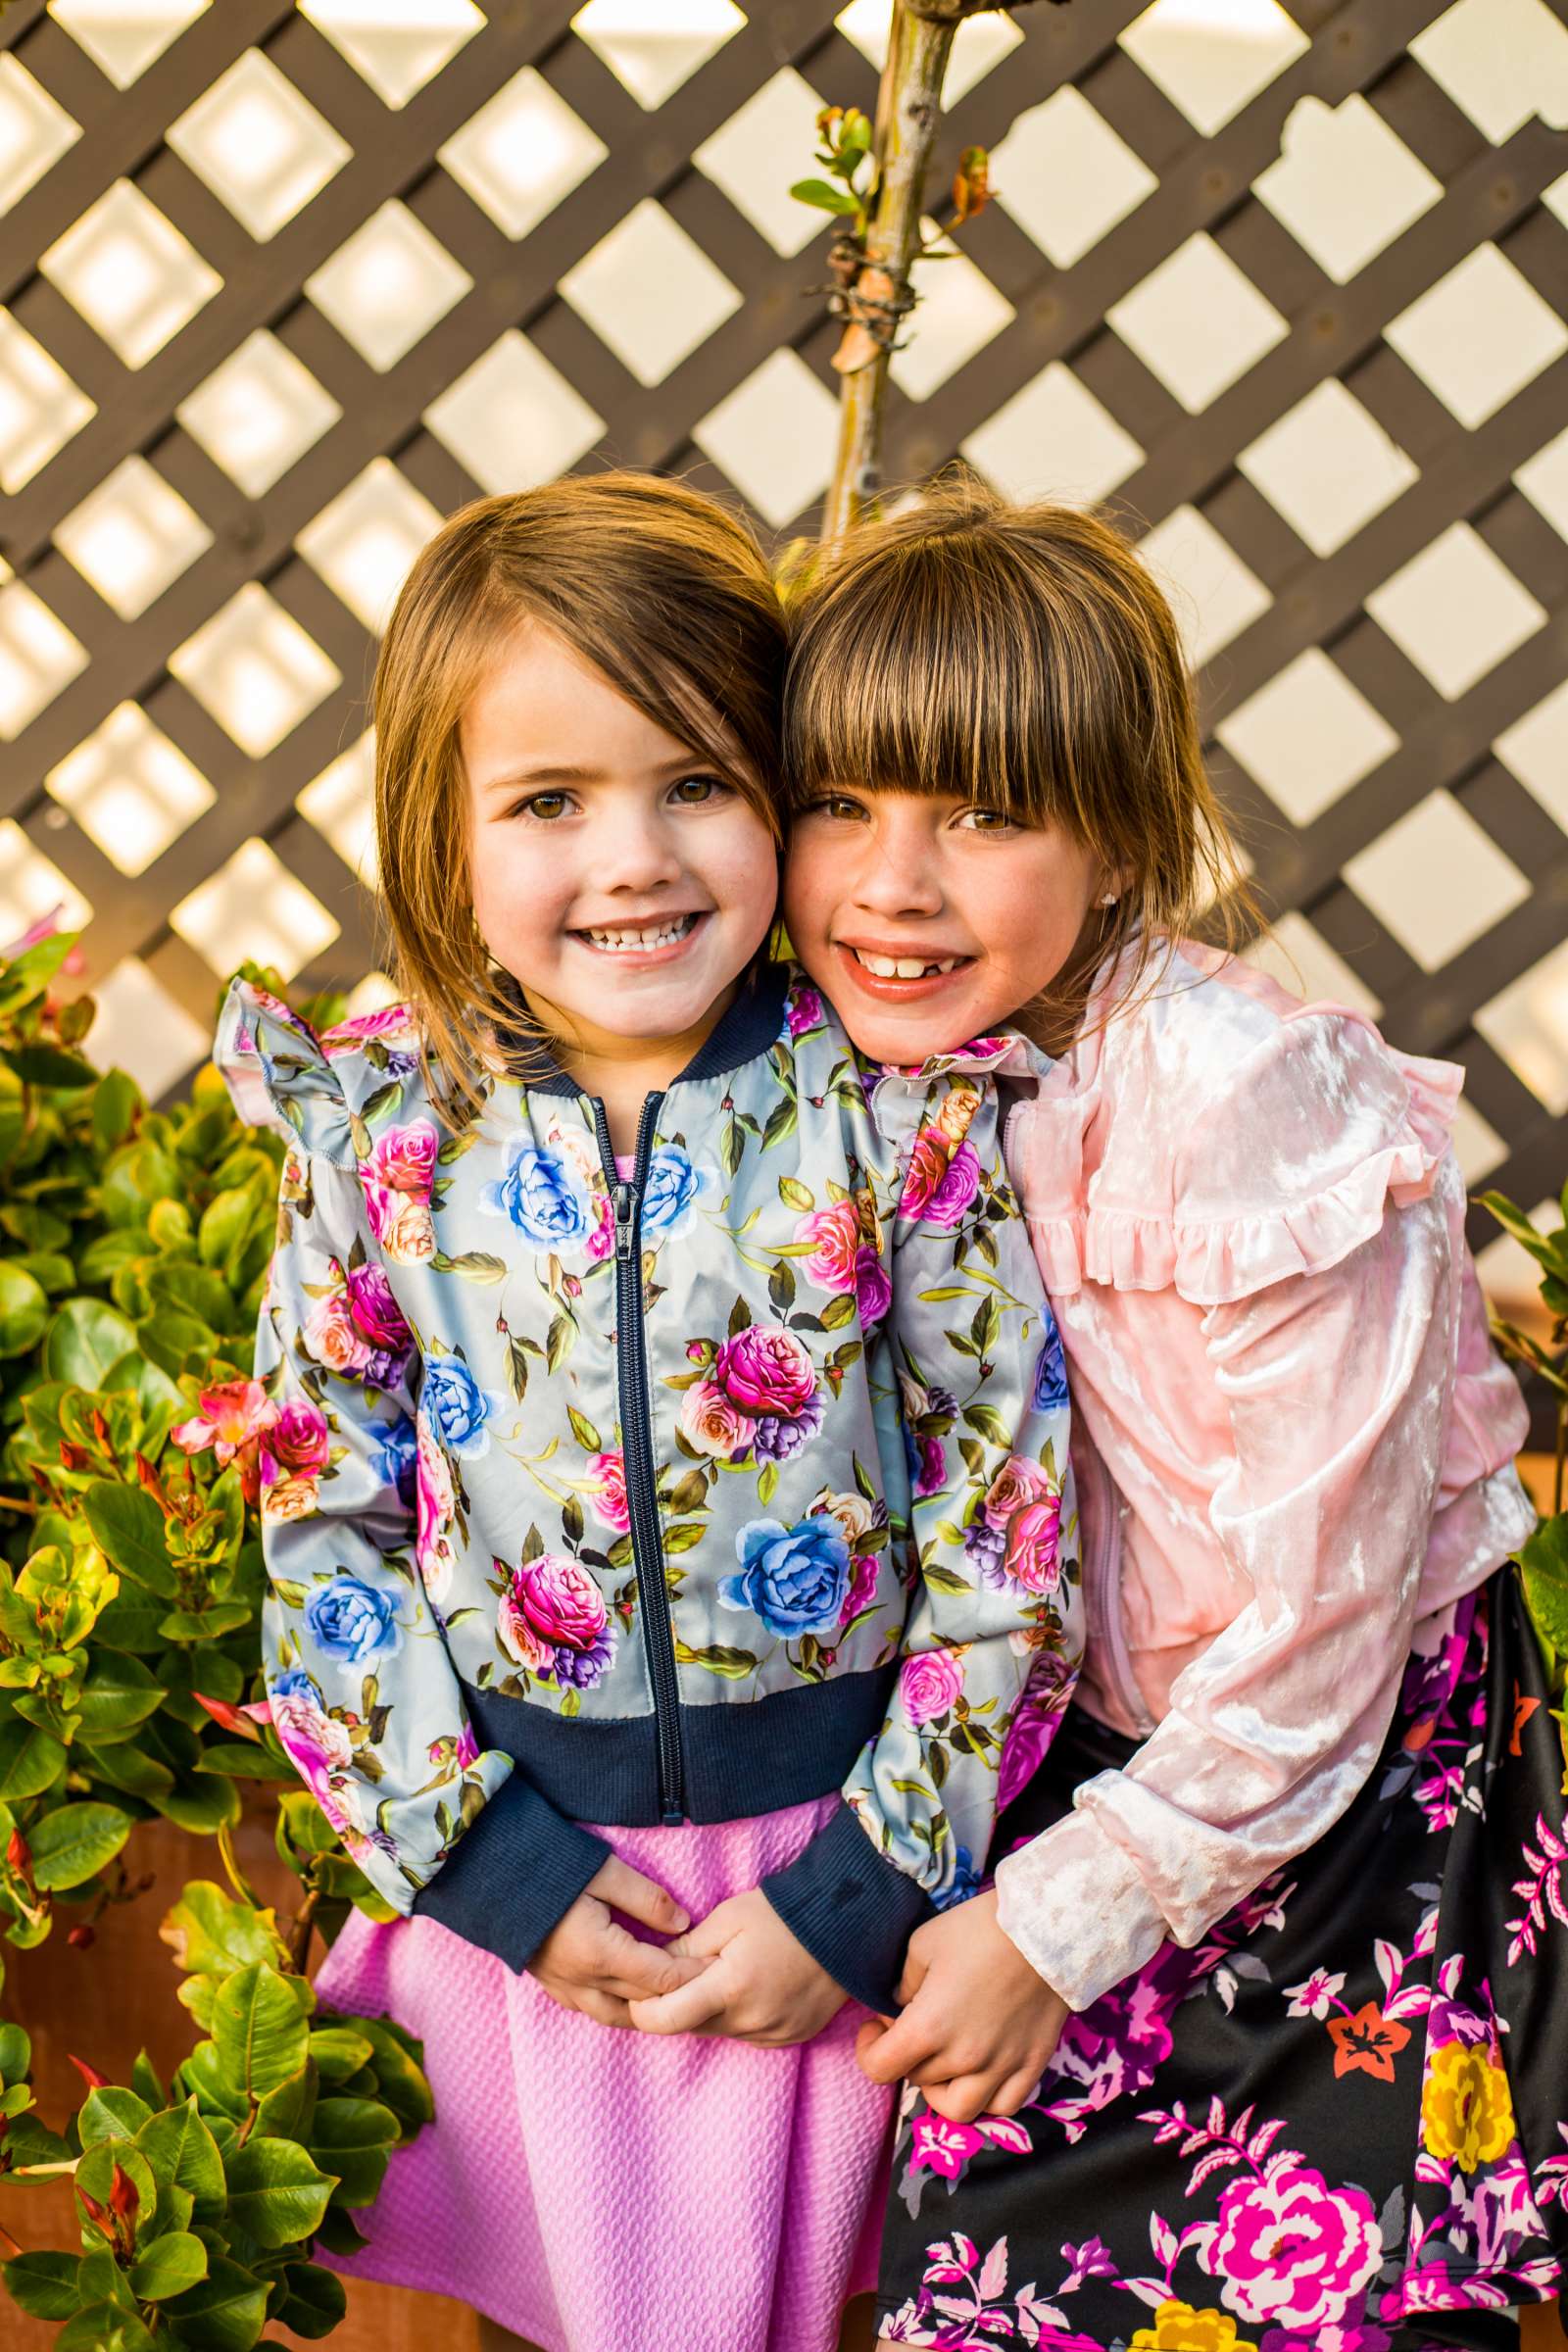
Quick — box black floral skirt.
[876,1567,1568,2351]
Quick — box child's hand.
[529,1855,710,2028]
[626,1887,847,2046]
[855,1886,1067,2121]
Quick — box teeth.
[583,917,695,952]
[856,950,960,979]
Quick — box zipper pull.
[613,1183,636,1260]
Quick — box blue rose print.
[719,1516,851,1638]
[375,1415,418,1507]
[304,1575,404,1664]
[421,1353,501,1459]
[931,1845,982,1910]
[1032,1320,1069,1412]
[641,1146,713,1237]
[480,1147,590,1246]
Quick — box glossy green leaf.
[160,2255,270,2352]
[212,1963,311,2099]
[128,2229,208,2300]
[26,1799,131,1888]
[44,1298,137,1388]
[223,2135,336,2248]
[307,2095,398,2205]
[0,1717,67,1801]
[1,2248,80,2320]
[82,1484,175,1596]
[0,1262,49,1357]
[135,2096,226,2223]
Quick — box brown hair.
[372,470,788,1102]
[782,475,1253,1047]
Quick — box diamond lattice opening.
[961,364,1145,506]
[176,330,341,500]
[53,456,213,621]
[169,584,341,758]
[559,199,741,387]
[1253,94,1442,284]
[0,580,87,740]
[39,178,221,369]
[1365,523,1545,701]
[1119,0,1309,136]
[1237,379,1418,557]
[295,458,443,635]
[1384,244,1568,430]
[167,50,351,243]
[570,0,745,111]
[437,64,605,240]
[296,0,484,111]
[422,331,604,496]
[0,312,95,495]
[172,835,339,981]
[1345,789,1531,973]
[45,701,215,876]
[47,0,210,91]
[1216,648,1399,827]
[0,54,81,211]
[305,201,472,373]
[1107,232,1287,413]
[693,349,839,529]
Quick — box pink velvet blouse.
[991,939,1536,2013]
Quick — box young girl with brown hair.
[213,472,1081,2352]
[780,481,1561,2351]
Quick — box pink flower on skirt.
[909,2112,986,2180]
[900,1648,964,1727]
[1206,2162,1381,2328]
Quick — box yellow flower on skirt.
[1129,2302,1259,2351]
[1421,2038,1516,2172]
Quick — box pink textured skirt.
[312,1792,893,2351]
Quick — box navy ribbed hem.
[411,1771,611,1972]
[761,1798,934,2014]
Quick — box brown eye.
[520,792,569,821]
[670,775,727,806]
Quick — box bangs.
[783,526,1093,828]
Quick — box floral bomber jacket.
[213,962,1080,2011]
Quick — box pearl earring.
[1099,893,1119,908]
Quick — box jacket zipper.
[592,1093,685,1824]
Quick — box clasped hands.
[532,1858,1067,2120]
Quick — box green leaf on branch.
[135,2096,227,2224]
[44,1298,137,1388]
[212,1963,312,2100]
[128,2230,209,2300]
[26,1799,131,1888]
[1519,1518,1568,1661]
[79,2085,154,2145]
[0,1718,66,1801]
[160,2254,270,2351]
[83,1484,176,1595]
[307,2095,399,2205]
[1,2249,80,2320]
[160,1882,290,1983]
[223,2136,336,2247]
[271,2259,348,2339]
[75,1655,165,1745]
[0,1262,49,1358]
[790,175,860,214]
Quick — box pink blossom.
[509,1553,608,1651]
[172,1378,278,1462]
[454,1721,479,1771]
[838,1551,881,1628]
[416,1419,457,1603]
[899,1130,981,1228]
[304,1291,371,1377]
[265,1397,329,1477]
[996,1652,1073,1812]
[786,985,825,1038]
[713,1324,816,1418]
[796,1200,860,1295]
[983,1454,1053,1533]
[679,1378,757,1460]
[587,1451,629,1533]
[585,1193,615,1263]
[909,2111,985,2180]
[901,1647,964,1726]
[321,1004,417,1053]
[345,1261,413,1351]
[854,1246,891,1328]
[1003,1495,1062,1593]
[369,1120,439,1199]
[1206,2163,1382,2328]
[1285,1968,1348,2021]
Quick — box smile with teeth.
[577,914,701,953]
[852,948,965,979]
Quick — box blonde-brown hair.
[782,476,1253,1045]
[373,470,788,1102]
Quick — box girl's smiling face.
[463,619,778,1084]
[783,787,1105,1067]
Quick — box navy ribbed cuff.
[411,1770,611,1972]
[761,1798,934,2014]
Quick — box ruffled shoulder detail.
[1013,951,1463,1307]
[215,978,426,1171]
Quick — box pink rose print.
[854,1245,892,1328]
[983,1453,1053,1532]
[499,1553,615,1689]
[265,1397,329,1478]
[369,1119,439,1199]
[786,984,825,1038]
[454,1721,479,1772]
[305,1291,369,1377]
[587,1450,630,1534]
[680,1378,758,1460]
[901,1647,964,1727]
[586,1192,615,1263]
[900,1130,982,1228]
[713,1324,816,1419]
[909,2112,987,2180]
[796,1200,860,1295]
[322,1004,417,1053]
[996,1650,1073,1812]
[1003,1495,1062,1594]
[346,1261,413,1352]
[838,1551,881,1628]
[416,1419,457,1603]
[1206,2164,1381,2328]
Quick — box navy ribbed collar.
[493,960,789,1098]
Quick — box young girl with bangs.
[780,482,1562,2352]
[214,472,1082,2352]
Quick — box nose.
[851,803,945,920]
[595,803,683,896]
